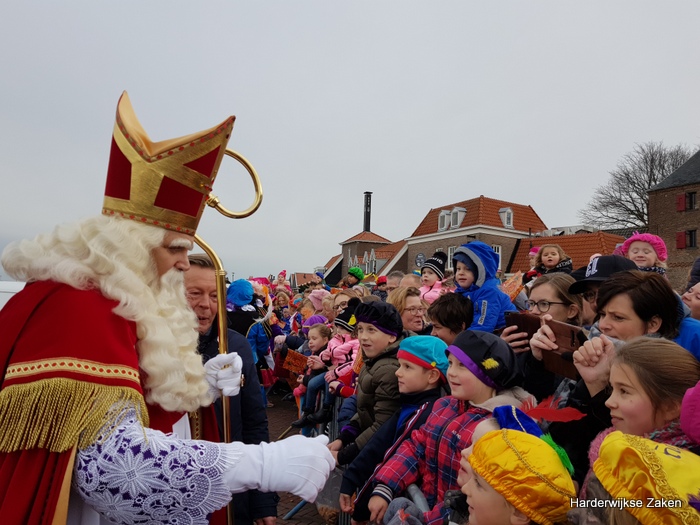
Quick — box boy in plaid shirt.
[367,331,533,525]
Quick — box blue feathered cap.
[227,279,254,308]
[492,406,543,437]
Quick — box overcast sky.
[2,2,699,280]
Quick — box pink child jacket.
[320,333,359,367]
[419,280,443,305]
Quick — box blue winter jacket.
[453,241,516,332]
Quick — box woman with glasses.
[501,273,582,355]
[332,289,359,315]
[387,286,432,335]
[501,273,583,402]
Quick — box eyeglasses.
[525,300,567,313]
[582,290,598,303]
[404,307,426,315]
[334,301,349,311]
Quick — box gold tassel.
[0,378,148,453]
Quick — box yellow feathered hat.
[469,429,576,525]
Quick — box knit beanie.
[309,288,330,311]
[334,297,360,332]
[469,429,577,525]
[593,432,700,524]
[397,335,449,379]
[422,251,448,280]
[354,301,403,337]
[302,314,328,335]
[621,231,668,262]
[452,252,478,281]
[376,275,387,285]
[227,279,254,308]
[446,330,522,391]
[348,266,365,282]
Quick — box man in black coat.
[187,254,279,525]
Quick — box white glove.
[223,435,335,502]
[204,353,243,397]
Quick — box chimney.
[363,192,372,232]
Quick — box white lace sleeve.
[73,406,239,524]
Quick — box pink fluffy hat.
[620,232,667,262]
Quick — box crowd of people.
[256,233,700,525]
[2,92,700,525]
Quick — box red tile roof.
[411,196,547,237]
[293,272,316,286]
[323,254,342,271]
[508,232,626,273]
[341,231,392,244]
[374,239,406,260]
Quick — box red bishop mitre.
[102,92,235,234]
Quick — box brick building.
[401,196,547,274]
[648,149,700,290]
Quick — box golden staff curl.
[194,149,263,525]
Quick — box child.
[426,293,473,345]
[620,231,668,276]
[339,335,449,523]
[576,338,700,496]
[309,288,330,314]
[302,299,361,426]
[291,323,331,428]
[462,429,576,525]
[341,266,365,288]
[373,275,389,301]
[523,243,572,285]
[328,301,405,466]
[367,330,532,525]
[419,251,447,304]
[528,245,540,269]
[452,241,517,333]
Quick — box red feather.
[524,395,586,422]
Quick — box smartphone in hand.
[504,311,541,340]
[541,319,586,379]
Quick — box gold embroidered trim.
[622,434,700,524]
[0,378,148,453]
[6,358,140,384]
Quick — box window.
[438,210,451,231]
[447,246,456,269]
[450,207,466,229]
[498,207,514,229]
[677,192,698,211]
[678,230,698,249]
[491,245,502,269]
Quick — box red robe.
[0,281,148,524]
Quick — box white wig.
[2,215,212,413]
